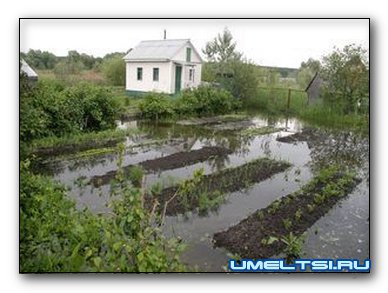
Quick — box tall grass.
[298,105,369,134]
[244,87,368,134]
[244,87,308,115]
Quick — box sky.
[20,19,369,68]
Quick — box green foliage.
[294,208,303,221]
[320,44,369,114]
[203,27,242,62]
[222,60,261,102]
[138,86,240,120]
[261,236,279,246]
[20,78,120,143]
[20,147,185,272]
[29,128,135,151]
[268,199,281,214]
[298,105,368,134]
[297,58,321,89]
[307,203,316,213]
[21,49,58,70]
[178,168,205,210]
[245,87,308,115]
[138,92,175,120]
[280,232,305,263]
[101,55,126,86]
[176,85,240,117]
[198,190,224,214]
[282,218,293,230]
[127,166,144,188]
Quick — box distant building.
[123,39,203,95]
[20,59,38,83]
[305,72,323,104]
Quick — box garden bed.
[90,146,232,187]
[213,166,360,259]
[148,157,291,216]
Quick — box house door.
[175,66,182,94]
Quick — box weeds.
[280,232,305,263]
[282,218,293,230]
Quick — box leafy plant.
[307,203,316,213]
[20,145,186,272]
[127,165,144,188]
[282,218,293,230]
[280,232,305,263]
[294,208,303,221]
[268,199,281,214]
[261,236,279,246]
[138,93,174,121]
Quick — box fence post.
[287,88,291,110]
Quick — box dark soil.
[276,128,323,144]
[148,158,291,216]
[90,146,232,187]
[213,171,360,259]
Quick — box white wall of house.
[173,44,202,64]
[125,41,203,94]
[126,61,173,94]
[182,64,202,90]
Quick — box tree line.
[20,49,127,86]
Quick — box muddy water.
[45,114,369,271]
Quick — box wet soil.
[276,128,323,144]
[149,158,291,216]
[90,146,232,187]
[213,172,360,259]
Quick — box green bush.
[175,85,240,117]
[20,157,185,272]
[101,55,126,86]
[20,77,120,142]
[138,92,175,120]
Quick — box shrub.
[20,78,120,142]
[20,155,185,272]
[101,55,126,86]
[175,85,240,117]
[138,92,174,121]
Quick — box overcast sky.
[20,19,369,68]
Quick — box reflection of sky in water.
[46,114,368,272]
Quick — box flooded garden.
[33,113,369,272]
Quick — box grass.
[298,105,369,134]
[245,86,368,134]
[245,87,308,115]
[29,128,140,156]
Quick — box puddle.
[41,114,368,271]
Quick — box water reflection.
[38,114,368,271]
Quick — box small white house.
[123,39,203,95]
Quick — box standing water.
[42,114,369,271]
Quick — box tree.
[202,27,242,63]
[297,58,321,89]
[101,54,126,86]
[22,49,58,70]
[202,29,259,103]
[320,44,369,114]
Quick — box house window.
[186,47,192,62]
[189,68,194,82]
[137,67,143,81]
[153,68,159,81]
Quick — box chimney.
[164,29,166,40]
